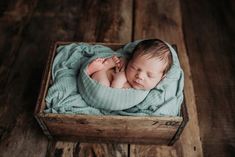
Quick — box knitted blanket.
[45,40,184,116]
[77,54,150,111]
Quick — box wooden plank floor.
[0,0,234,157]
[180,0,235,156]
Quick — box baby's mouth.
[133,80,143,87]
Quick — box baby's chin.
[131,82,148,90]
[131,82,156,90]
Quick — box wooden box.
[34,41,188,145]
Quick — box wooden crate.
[34,41,188,145]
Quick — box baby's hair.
[132,39,173,75]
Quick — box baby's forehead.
[131,56,167,71]
[132,54,166,64]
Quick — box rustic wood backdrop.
[0,0,234,157]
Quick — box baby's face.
[126,55,166,90]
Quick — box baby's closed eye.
[130,65,137,70]
[147,72,159,78]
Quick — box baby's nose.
[136,72,145,80]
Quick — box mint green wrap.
[45,40,184,116]
[77,54,149,111]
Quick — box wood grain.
[0,0,37,89]
[77,143,128,157]
[0,1,49,157]
[28,0,132,156]
[29,0,132,43]
[1,0,234,156]
[0,0,131,156]
[180,0,235,156]
[40,113,182,144]
[132,0,203,156]
[46,141,128,157]
[130,145,180,157]
[46,141,77,157]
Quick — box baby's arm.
[87,58,106,75]
[111,71,127,88]
[111,57,128,88]
[87,56,118,76]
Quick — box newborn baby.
[87,39,173,90]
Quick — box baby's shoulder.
[123,82,131,89]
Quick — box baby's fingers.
[115,66,120,73]
[112,56,121,64]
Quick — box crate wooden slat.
[34,41,188,145]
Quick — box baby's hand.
[112,56,126,72]
[103,57,116,69]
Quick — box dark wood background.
[0,0,234,157]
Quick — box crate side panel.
[43,114,182,144]
[35,42,58,114]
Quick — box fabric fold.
[45,41,184,116]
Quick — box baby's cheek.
[147,79,159,88]
[125,69,132,77]
[155,78,162,85]
[126,72,133,82]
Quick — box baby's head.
[126,39,172,90]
